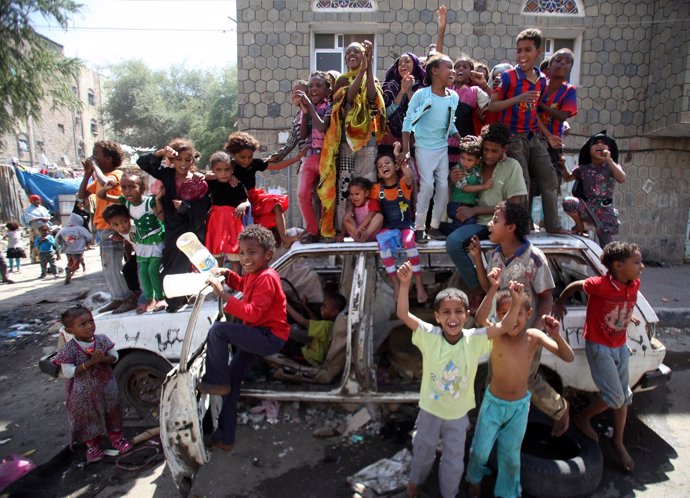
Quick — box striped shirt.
[496,67,547,134]
[539,80,577,137]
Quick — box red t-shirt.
[583,274,640,348]
[223,267,289,341]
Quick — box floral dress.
[563,162,620,235]
[52,335,123,443]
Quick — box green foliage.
[0,0,83,138]
[103,62,237,166]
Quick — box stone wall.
[237,0,690,262]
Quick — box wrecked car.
[159,233,670,494]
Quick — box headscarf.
[317,42,385,237]
[383,52,425,91]
[382,52,426,139]
[29,195,41,203]
[579,130,619,165]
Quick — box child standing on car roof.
[396,261,523,498]
[553,241,643,472]
[197,225,289,451]
[51,306,133,463]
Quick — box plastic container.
[163,272,210,298]
[176,232,218,272]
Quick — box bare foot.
[405,482,418,498]
[573,413,599,442]
[613,440,635,472]
[467,482,481,498]
[416,285,428,304]
[552,408,570,437]
[282,234,299,249]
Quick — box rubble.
[347,448,412,495]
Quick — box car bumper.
[634,363,672,392]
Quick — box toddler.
[343,177,383,242]
[52,306,132,463]
[4,221,26,274]
[35,224,60,278]
[55,213,93,284]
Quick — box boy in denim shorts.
[554,241,643,472]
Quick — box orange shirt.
[87,169,123,230]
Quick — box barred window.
[312,1,376,12]
[522,0,584,16]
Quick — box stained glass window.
[523,0,582,15]
[313,1,376,11]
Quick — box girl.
[452,54,492,139]
[400,53,461,243]
[52,306,132,463]
[562,131,625,247]
[55,213,93,285]
[318,40,386,240]
[4,221,25,273]
[371,152,428,304]
[296,72,333,243]
[204,151,250,271]
[137,139,211,312]
[343,177,383,242]
[98,170,167,313]
[223,131,301,248]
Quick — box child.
[467,278,574,498]
[78,141,132,312]
[22,194,51,264]
[296,72,333,243]
[446,135,492,230]
[102,204,141,311]
[137,139,211,312]
[554,241,643,472]
[197,225,289,451]
[266,79,309,163]
[4,221,26,274]
[452,54,491,138]
[487,28,565,234]
[318,40,385,240]
[204,151,251,271]
[400,53,461,243]
[469,201,570,436]
[51,306,132,463]
[55,213,93,285]
[283,292,347,366]
[562,131,625,247]
[35,224,60,278]
[224,132,302,248]
[396,261,524,498]
[0,253,13,284]
[343,177,383,242]
[97,170,166,313]
[372,151,428,304]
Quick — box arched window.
[90,119,98,135]
[87,89,96,106]
[522,0,584,16]
[312,1,376,12]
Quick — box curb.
[653,307,690,329]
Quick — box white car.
[157,233,670,495]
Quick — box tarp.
[13,165,81,214]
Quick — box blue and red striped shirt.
[496,67,547,134]
[539,80,577,137]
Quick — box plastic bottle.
[176,232,218,272]
[453,165,464,189]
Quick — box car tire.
[520,410,603,498]
[114,351,172,418]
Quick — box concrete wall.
[237,0,690,262]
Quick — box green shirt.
[302,320,333,367]
[119,195,165,246]
[412,320,491,420]
[450,165,483,205]
[476,157,527,226]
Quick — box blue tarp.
[13,166,81,214]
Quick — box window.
[522,0,584,16]
[57,124,65,134]
[312,1,376,11]
[542,35,581,86]
[71,85,78,97]
[90,119,98,135]
[87,89,96,106]
[312,33,376,73]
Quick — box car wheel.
[521,410,603,498]
[114,351,172,417]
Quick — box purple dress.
[52,335,123,443]
[563,162,620,235]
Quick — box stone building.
[236,0,690,263]
[0,37,107,170]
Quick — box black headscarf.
[579,130,619,164]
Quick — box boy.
[397,260,525,498]
[468,270,574,498]
[267,79,309,163]
[487,28,565,234]
[538,48,577,188]
[197,225,289,451]
[102,204,141,313]
[469,201,570,436]
[446,135,492,231]
[56,213,93,285]
[554,241,643,472]
[35,225,60,278]
[78,141,134,313]
[283,292,347,366]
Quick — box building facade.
[0,38,107,170]
[236,0,690,263]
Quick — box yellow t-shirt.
[301,320,333,367]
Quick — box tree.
[0,1,83,139]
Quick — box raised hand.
[467,235,482,262]
[487,266,502,288]
[542,314,561,338]
[397,261,413,285]
[508,280,525,301]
